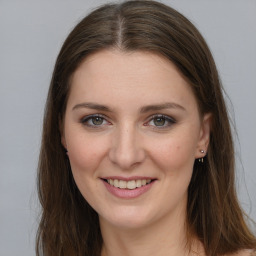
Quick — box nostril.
[108,145,146,170]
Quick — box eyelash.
[144,114,176,129]
[80,114,176,129]
[80,114,110,128]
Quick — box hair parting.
[37,1,256,255]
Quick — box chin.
[99,205,154,229]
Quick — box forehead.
[67,49,198,113]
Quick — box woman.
[36,1,256,255]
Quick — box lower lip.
[102,180,155,199]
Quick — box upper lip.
[101,176,157,181]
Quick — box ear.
[195,113,212,158]
[59,116,67,149]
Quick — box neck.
[100,206,204,256]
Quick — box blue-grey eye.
[153,116,166,126]
[81,115,108,127]
[91,116,104,125]
[147,115,175,128]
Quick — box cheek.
[66,133,108,175]
[66,134,108,206]
[150,135,197,170]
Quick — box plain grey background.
[0,0,255,255]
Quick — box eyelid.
[80,114,111,127]
[80,113,176,129]
[144,114,176,128]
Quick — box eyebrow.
[72,102,186,113]
[72,102,112,112]
[140,102,186,113]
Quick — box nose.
[108,123,146,170]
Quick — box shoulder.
[249,250,256,256]
[228,249,256,256]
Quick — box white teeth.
[114,179,119,187]
[136,180,142,188]
[119,180,127,188]
[106,179,152,189]
[127,180,136,189]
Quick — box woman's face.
[61,50,211,230]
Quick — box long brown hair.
[36,1,256,255]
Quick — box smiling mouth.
[103,179,154,190]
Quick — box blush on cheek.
[69,153,93,174]
[68,140,105,176]
[156,142,195,172]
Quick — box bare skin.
[61,49,254,256]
